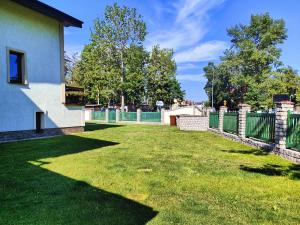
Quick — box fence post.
[192,105,196,115]
[105,109,109,123]
[238,104,251,139]
[275,101,294,151]
[137,109,141,123]
[161,109,165,124]
[219,106,228,132]
[116,109,120,123]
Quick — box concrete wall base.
[208,128,300,164]
[0,126,84,143]
[176,115,209,131]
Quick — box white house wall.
[163,106,204,124]
[0,1,84,132]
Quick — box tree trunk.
[120,52,125,112]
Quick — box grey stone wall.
[0,126,84,143]
[176,115,209,131]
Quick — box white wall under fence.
[163,106,211,124]
[85,109,93,121]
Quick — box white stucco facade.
[0,1,84,132]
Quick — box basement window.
[7,49,26,84]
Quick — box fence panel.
[120,112,137,121]
[93,111,105,121]
[209,112,219,129]
[141,112,161,122]
[223,112,239,134]
[246,113,275,143]
[287,113,300,151]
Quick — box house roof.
[10,0,83,28]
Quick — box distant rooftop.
[11,0,83,28]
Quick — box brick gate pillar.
[275,101,294,151]
[238,104,251,139]
[219,106,228,133]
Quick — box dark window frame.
[7,48,27,85]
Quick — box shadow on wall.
[240,164,300,180]
[0,135,158,224]
[0,82,83,133]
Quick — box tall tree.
[92,3,147,111]
[124,45,148,108]
[204,62,232,109]
[204,13,299,110]
[147,45,185,108]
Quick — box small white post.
[116,109,120,123]
[161,109,165,124]
[105,109,109,123]
[137,109,141,123]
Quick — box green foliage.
[70,3,184,108]
[123,45,149,106]
[204,13,299,110]
[147,45,185,108]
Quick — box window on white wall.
[7,49,26,84]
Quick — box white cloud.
[175,41,228,63]
[177,63,198,71]
[146,0,225,51]
[65,44,84,56]
[177,74,206,82]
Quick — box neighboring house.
[0,0,84,141]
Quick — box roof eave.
[10,0,83,28]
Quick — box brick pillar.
[219,106,228,132]
[161,109,165,124]
[116,109,120,123]
[238,104,251,139]
[275,101,294,150]
[105,109,109,123]
[137,109,141,123]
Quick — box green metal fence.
[246,113,275,143]
[108,111,116,123]
[93,111,105,121]
[120,112,137,121]
[141,112,161,122]
[209,112,219,129]
[287,112,300,151]
[223,112,239,134]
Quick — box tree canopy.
[70,3,184,110]
[204,13,299,110]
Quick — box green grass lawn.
[1,123,300,225]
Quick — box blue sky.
[43,0,300,102]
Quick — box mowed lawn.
[1,123,300,225]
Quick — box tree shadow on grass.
[0,135,157,225]
[221,148,270,156]
[240,164,300,180]
[85,123,124,132]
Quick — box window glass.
[9,51,23,84]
